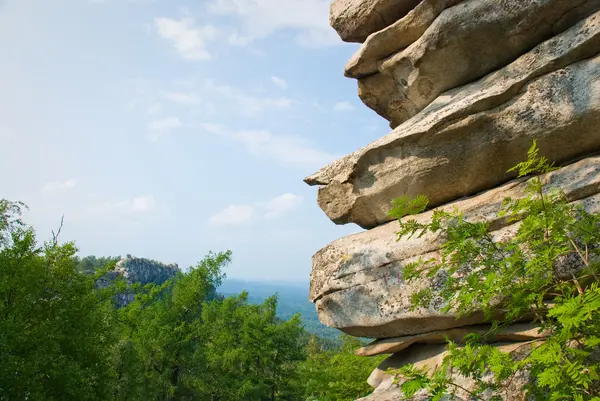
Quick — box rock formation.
[358,339,536,400]
[307,1,600,399]
[96,255,180,306]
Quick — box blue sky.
[0,0,389,282]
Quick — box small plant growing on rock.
[388,141,600,400]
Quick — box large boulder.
[310,156,600,338]
[345,0,464,78]
[306,14,600,228]
[353,0,600,127]
[330,0,422,43]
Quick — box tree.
[111,251,230,400]
[75,255,120,274]
[199,293,306,400]
[0,200,118,400]
[112,250,307,401]
[299,334,386,401]
[0,198,377,401]
[388,142,600,400]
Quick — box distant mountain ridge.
[218,278,340,340]
[78,255,339,339]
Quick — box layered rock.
[311,156,600,337]
[308,1,600,399]
[359,324,546,399]
[359,340,537,400]
[306,11,600,229]
[330,0,422,43]
[355,322,548,357]
[345,0,464,77]
[348,0,600,127]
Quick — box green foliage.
[217,279,342,342]
[298,335,386,401]
[0,200,118,400]
[75,255,120,274]
[199,293,306,400]
[389,141,600,400]
[388,194,429,221]
[507,140,557,178]
[0,200,373,401]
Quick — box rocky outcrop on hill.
[96,255,179,306]
[306,1,600,399]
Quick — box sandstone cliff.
[307,1,600,399]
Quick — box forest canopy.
[0,199,383,401]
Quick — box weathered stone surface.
[309,157,600,338]
[96,255,179,307]
[330,0,422,43]
[114,255,179,285]
[306,14,600,228]
[360,341,536,400]
[356,323,548,357]
[354,0,600,127]
[310,0,600,397]
[345,0,464,78]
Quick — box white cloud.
[209,193,302,227]
[271,76,287,90]
[164,92,200,105]
[42,178,78,193]
[147,117,182,141]
[162,79,297,117]
[260,193,302,219]
[155,17,217,60]
[209,0,338,47]
[84,194,159,216]
[230,130,337,168]
[333,101,355,112]
[202,125,338,168]
[205,80,295,117]
[130,195,156,213]
[209,204,254,227]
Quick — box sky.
[0,0,389,282]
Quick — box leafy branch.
[387,141,600,400]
